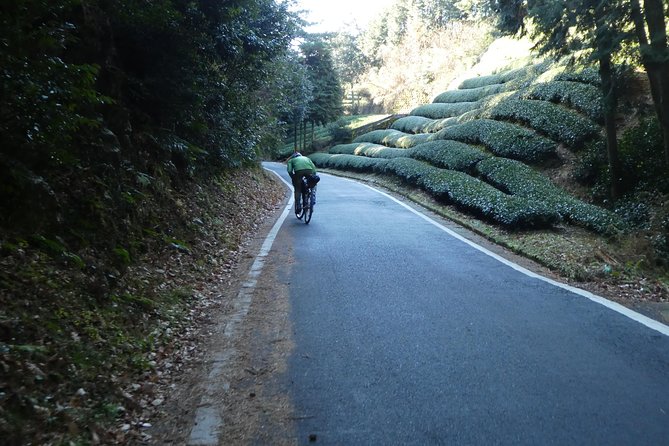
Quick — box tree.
[330,32,369,112]
[629,0,669,166]
[498,0,627,199]
[301,37,343,143]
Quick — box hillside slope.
[309,39,668,312]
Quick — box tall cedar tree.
[629,0,669,166]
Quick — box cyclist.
[286,151,317,214]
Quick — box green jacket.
[287,155,316,176]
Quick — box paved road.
[263,162,669,445]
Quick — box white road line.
[357,182,669,337]
[187,169,293,445]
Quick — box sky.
[291,0,395,33]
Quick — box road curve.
[263,162,669,445]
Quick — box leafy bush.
[390,116,459,134]
[433,83,506,103]
[309,153,387,173]
[431,119,557,163]
[554,67,601,86]
[458,62,550,89]
[411,140,491,172]
[410,102,480,119]
[326,118,354,144]
[354,129,430,148]
[476,157,620,234]
[520,81,603,123]
[618,116,669,193]
[329,143,411,159]
[382,158,559,228]
[459,74,506,90]
[484,99,601,149]
[391,116,437,133]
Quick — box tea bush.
[411,140,491,172]
[431,119,557,163]
[309,153,387,173]
[392,116,437,134]
[329,143,411,159]
[484,99,601,148]
[410,102,480,119]
[458,62,550,90]
[476,157,620,234]
[520,81,603,123]
[354,129,431,148]
[554,67,601,86]
[382,158,559,228]
[433,83,506,103]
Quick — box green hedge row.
[354,129,431,148]
[390,116,435,134]
[410,102,480,119]
[431,119,557,163]
[391,116,459,134]
[458,62,550,90]
[433,83,506,103]
[329,143,410,159]
[554,67,601,86]
[410,140,491,172]
[309,152,387,173]
[383,158,559,228]
[521,81,603,123]
[476,157,620,233]
[484,99,601,148]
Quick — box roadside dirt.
[142,176,298,445]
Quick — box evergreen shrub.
[383,158,559,228]
[554,67,601,86]
[485,99,601,148]
[431,119,557,163]
[476,157,620,234]
[410,102,480,119]
[433,83,506,103]
[309,153,387,173]
[391,116,436,134]
[329,143,410,159]
[411,140,491,172]
[354,129,430,148]
[458,62,550,90]
[521,81,603,123]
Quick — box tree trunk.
[631,0,669,166]
[599,53,624,200]
[293,120,298,152]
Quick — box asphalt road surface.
[263,162,669,445]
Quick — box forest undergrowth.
[0,168,284,444]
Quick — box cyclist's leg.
[294,170,311,210]
[291,175,302,211]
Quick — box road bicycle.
[296,174,319,224]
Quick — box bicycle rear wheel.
[304,189,313,224]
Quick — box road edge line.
[360,182,669,338]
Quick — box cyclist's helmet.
[290,152,302,159]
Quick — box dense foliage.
[0,0,301,240]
